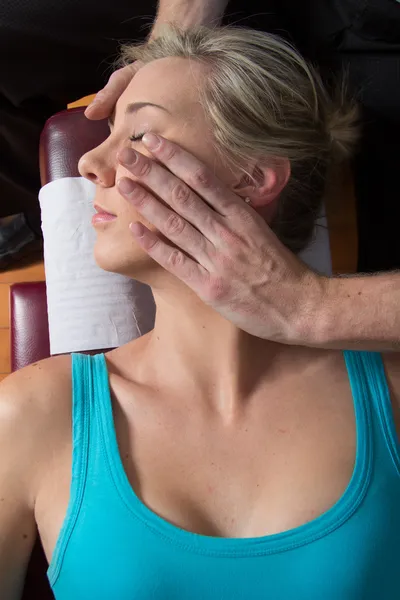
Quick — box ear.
[232,157,291,216]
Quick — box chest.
[38,372,357,561]
[51,503,400,600]
[113,378,357,540]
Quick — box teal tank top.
[48,351,400,599]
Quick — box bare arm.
[0,357,71,599]
[310,272,400,351]
[151,0,229,36]
[0,374,38,599]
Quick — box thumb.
[85,62,142,121]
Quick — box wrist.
[309,276,341,348]
[150,0,227,39]
[291,272,333,348]
[307,273,400,351]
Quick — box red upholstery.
[39,107,110,185]
[10,282,50,372]
[10,107,109,599]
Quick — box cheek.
[93,188,158,243]
[93,202,154,276]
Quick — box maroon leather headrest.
[10,282,50,372]
[39,107,109,185]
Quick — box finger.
[129,222,209,293]
[118,147,222,245]
[141,133,246,217]
[85,63,140,120]
[118,177,213,267]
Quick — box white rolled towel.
[39,177,155,355]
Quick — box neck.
[131,279,293,422]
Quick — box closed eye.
[130,133,145,142]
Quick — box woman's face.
[79,57,237,280]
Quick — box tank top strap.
[48,352,102,585]
[89,352,116,452]
[72,351,113,466]
[344,350,400,479]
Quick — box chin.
[93,232,159,283]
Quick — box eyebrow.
[108,102,170,128]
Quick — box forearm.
[151,0,229,36]
[309,272,400,351]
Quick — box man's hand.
[85,63,141,121]
[85,0,228,121]
[117,134,326,345]
[117,133,400,351]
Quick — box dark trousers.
[1,0,399,270]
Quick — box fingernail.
[87,92,102,106]
[84,102,96,115]
[142,133,160,150]
[119,147,138,166]
[118,178,136,195]
[130,222,144,237]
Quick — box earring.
[244,197,251,204]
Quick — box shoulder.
[0,354,73,422]
[0,355,73,498]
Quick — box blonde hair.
[121,26,359,252]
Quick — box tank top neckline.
[94,351,372,558]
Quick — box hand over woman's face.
[79,57,236,280]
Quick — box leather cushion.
[39,107,109,185]
[10,282,50,372]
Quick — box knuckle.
[189,167,213,189]
[217,223,242,248]
[204,276,229,303]
[136,158,152,178]
[107,71,120,84]
[131,186,147,205]
[203,212,220,237]
[122,64,137,82]
[131,61,143,74]
[104,71,124,92]
[146,236,159,251]
[93,90,106,102]
[168,249,184,268]
[161,143,177,161]
[215,251,234,271]
[165,213,185,236]
[172,183,191,206]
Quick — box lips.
[94,204,116,217]
[92,204,117,226]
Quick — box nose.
[78,144,115,187]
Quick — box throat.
[142,293,285,415]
